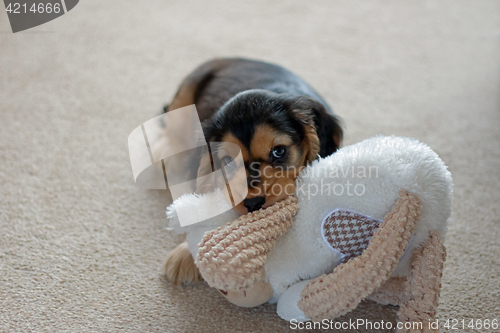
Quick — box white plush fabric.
[276,279,312,322]
[265,135,453,301]
[167,135,453,311]
[167,189,239,258]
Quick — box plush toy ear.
[288,96,343,163]
[298,190,421,321]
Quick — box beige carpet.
[1,1,499,332]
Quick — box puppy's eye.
[271,146,287,159]
[221,155,234,167]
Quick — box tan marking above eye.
[220,126,306,170]
[250,125,293,161]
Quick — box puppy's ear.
[288,101,320,163]
[289,96,343,161]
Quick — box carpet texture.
[1,1,499,332]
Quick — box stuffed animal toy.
[167,136,452,330]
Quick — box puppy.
[163,58,342,284]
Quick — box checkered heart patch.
[321,209,382,263]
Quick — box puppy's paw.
[163,240,202,285]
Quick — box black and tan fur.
[163,58,343,284]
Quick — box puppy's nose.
[243,196,265,212]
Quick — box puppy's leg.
[163,240,202,285]
[397,231,446,333]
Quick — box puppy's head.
[200,89,342,214]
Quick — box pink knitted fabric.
[367,277,408,306]
[196,196,298,291]
[397,231,446,333]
